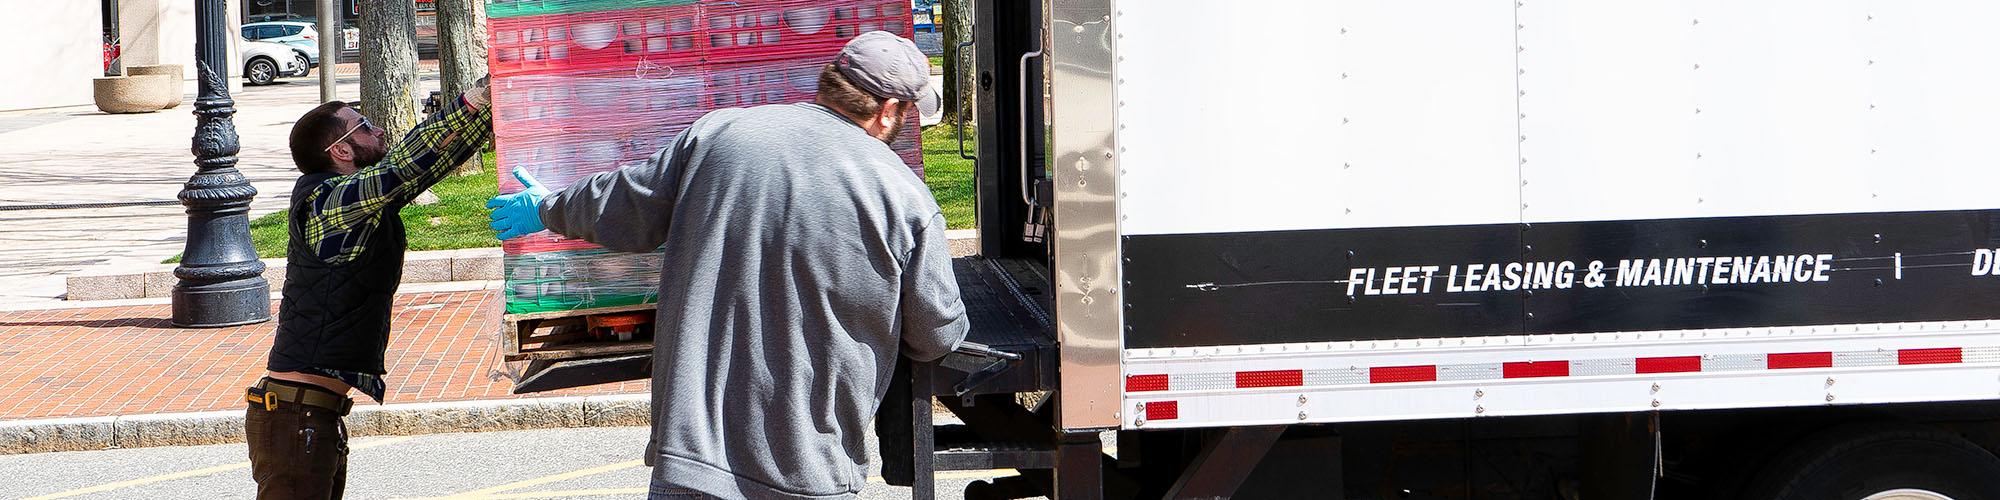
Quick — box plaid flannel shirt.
[293,95,493,402]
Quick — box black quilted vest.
[267,172,406,375]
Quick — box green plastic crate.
[503,249,663,315]
[488,0,699,18]
[504,289,657,314]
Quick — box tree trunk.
[436,0,487,101]
[941,0,971,126]
[359,0,420,143]
[436,0,489,174]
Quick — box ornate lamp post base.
[172,276,270,328]
[174,0,271,328]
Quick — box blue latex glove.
[487,167,550,240]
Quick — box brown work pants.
[245,381,350,500]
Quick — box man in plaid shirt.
[245,82,491,500]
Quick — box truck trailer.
[510,1,2000,498]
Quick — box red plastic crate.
[699,0,913,65]
[488,0,912,76]
[489,3,706,78]
[492,69,708,142]
[704,59,922,170]
[489,0,927,258]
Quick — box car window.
[282,25,304,36]
[255,26,284,39]
[240,27,256,39]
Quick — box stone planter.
[124,64,185,109]
[92,75,177,114]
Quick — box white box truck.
[510,1,2000,498]
[872,1,2000,499]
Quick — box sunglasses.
[323,116,376,152]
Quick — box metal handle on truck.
[1019,49,1044,208]
[953,340,1021,362]
[955,38,976,161]
[949,340,1021,396]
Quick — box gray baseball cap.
[833,31,931,101]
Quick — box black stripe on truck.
[1122,209,2000,349]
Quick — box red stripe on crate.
[1502,361,1571,378]
[1636,356,1703,374]
[1899,348,1963,365]
[1126,374,1169,392]
[1370,365,1438,384]
[1236,370,1305,388]
[1145,401,1179,421]
[1768,352,1833,369]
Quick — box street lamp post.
[319,0,340,102]
[173,0,272,328]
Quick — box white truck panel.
[1867,3,2000,212]
[1513,0,2000,222]
[1108,0,2000,430]
[1515,0,1698,222]
[1116,0,1519,236]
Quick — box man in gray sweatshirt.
[486,32,967,499]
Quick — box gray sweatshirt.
[539,103,968,499]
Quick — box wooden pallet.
[500,303,657,362]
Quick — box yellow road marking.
[932,468,1016,480]
[25,436,415,500]
[865,468,1020,483]
[442,472,1033,500]
[410,459,645,500]
[481,487,650,499]
[416,468,1022,499]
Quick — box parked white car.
[240,39,306,86]
[242,21,322,66]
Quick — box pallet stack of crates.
[487,0,925,315]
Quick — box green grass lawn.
[921,124,977,229]
[393,153,507,253]
[168,153,502,263]
[181,126,976,262]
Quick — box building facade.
[3,2,241,112]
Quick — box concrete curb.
[0,393,650,455]
[66,248,505,301]
[943,229,979,258]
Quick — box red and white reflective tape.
[1127,346,1998,395]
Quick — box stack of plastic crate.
[488,0,924,314]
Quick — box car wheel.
[293,53,312,77]
[245,57,277,85]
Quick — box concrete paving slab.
[0,76,441,311]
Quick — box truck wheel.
[1736,423,2000,500]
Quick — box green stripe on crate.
[489,0,699,18]
[505,292,659,315]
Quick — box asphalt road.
[0,426,1020,500]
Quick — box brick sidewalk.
[0,289,645,421]
[329,60,440,77]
